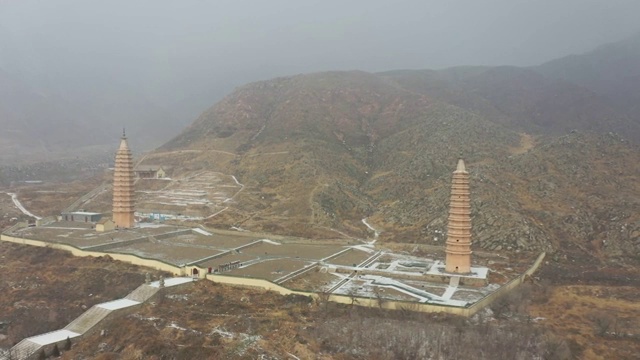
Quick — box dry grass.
[529,285,640,359]
[508,133,536,155]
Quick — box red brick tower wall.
[445,159,472,274]
[113,133,135,228]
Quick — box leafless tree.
[544,337,572,360]
[347,287,359,306]
[373,288,387,310]
[313,314,550,359]
[590,311,615,336]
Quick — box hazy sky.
[1,0,639,139]
[2,0,639,75]
[0,0,639,154]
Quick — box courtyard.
[5,221,498,307]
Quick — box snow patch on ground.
[193,228,212,236]
[361,218,380,244]
[167,322,188,331]
[137,223,169,229]
[150,277,194,288]
[348,245,376,253]
[211,327,235,338]
[97,299,140,310]
[29,329,80,345]
[131,314,162,321]
[261,239,281,245]
[209,325,263,356]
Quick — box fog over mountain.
[0,0,639,162]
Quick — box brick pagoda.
[445,158,472,274]
[112,130,135,228]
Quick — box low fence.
[154,229,192,240]
[275,263,320,284]
[205,273,474,315]
[0,232,546,318]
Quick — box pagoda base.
[426,261,489,286]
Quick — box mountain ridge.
[154,68,639,261]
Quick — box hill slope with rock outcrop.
[154,68,639,263]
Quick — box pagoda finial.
[122,127,126,139]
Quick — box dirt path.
[308,181,329,224]
[361,218,380,245]
[509,133,535,155]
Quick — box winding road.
[6,192,41,219]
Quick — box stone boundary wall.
[319,247,351,262]
[233,239,264,251]
[0,232,546,318]
[464,251,546,317]
[0,234,187,277]
[275,263,320,284]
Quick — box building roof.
[61,211,102,216]
[97,218,114,225]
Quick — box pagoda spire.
[113,131,135,228]
[445,158,472,274]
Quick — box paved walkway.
[5,277,194,360]
[441,276,460,300]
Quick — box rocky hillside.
[154,68,640,262]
